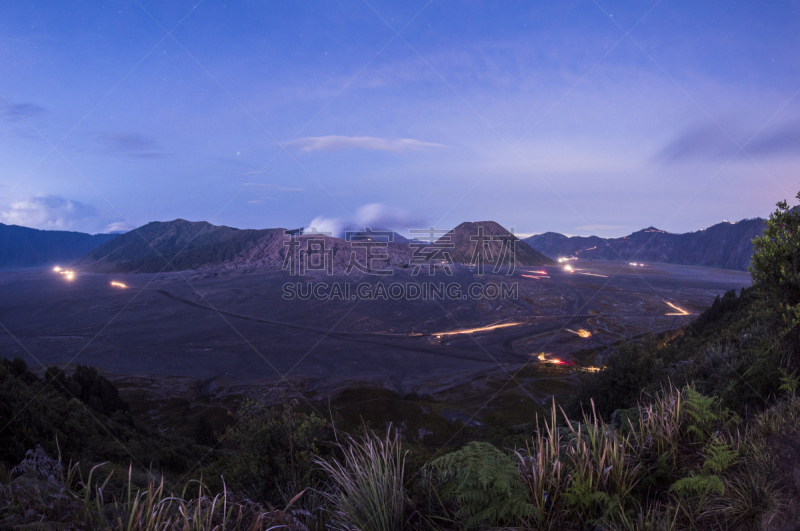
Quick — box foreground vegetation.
[3,194,800,529]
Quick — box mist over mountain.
[524,218,766,271]
[0,223,117,269]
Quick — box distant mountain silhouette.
[0,223,117,270]
[76,219,554,273]
[76,219,416,274]
[444,221,554,267]
[524,219,766,271]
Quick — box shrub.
[0,358,205,472]
[223,399,331,505]
[750,191,800,335]
[315,426,408,531]
[43,363,129,415]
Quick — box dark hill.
[524,219,765,271]
[443,221,554,267]
[76,219,414,273]
[76,219,286,273]
[0,223,117,270]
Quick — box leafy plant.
[749,192,800,336]
[669,472,726,496]
[779,368,800,397]
[430,441,534,529]
[668,436,738,497]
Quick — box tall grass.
[629,385,684,464]
[515,400,639,529]
[314,427,407,531]
[2,391,795,530]
[0,460,306,530]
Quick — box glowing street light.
[53,266,61,272]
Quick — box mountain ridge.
[0,223,117,270]
[75,219,415,274]
[524,218,765,271]
[76,219,554,273]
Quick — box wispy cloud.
[0,101,46,121]
[748,121,800,157]
[657,120,800,162]
[104,221,134,233]
[90,131,172,159]
[285,135,446,153]
[0,195,98,230]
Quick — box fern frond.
[669,474,725,496]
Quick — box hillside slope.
[0,223,117,269]
[77,219,553,273]
[524,219,765,270]
[444,221,554,267]
[75,219,414,273]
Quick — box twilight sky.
[1,0,798,237]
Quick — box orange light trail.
[521,274,549,279]
[535,352,575,365]
[579,272,608,278]
[566,328,592,338]
[110,281,127,288]
[665,301,690,315]
[434,321,522,337]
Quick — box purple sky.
[1,0,799,237]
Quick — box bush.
[222,399,332,505]
[0,357,205,473]
[568,335,669,419]
[750,192,800,334]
